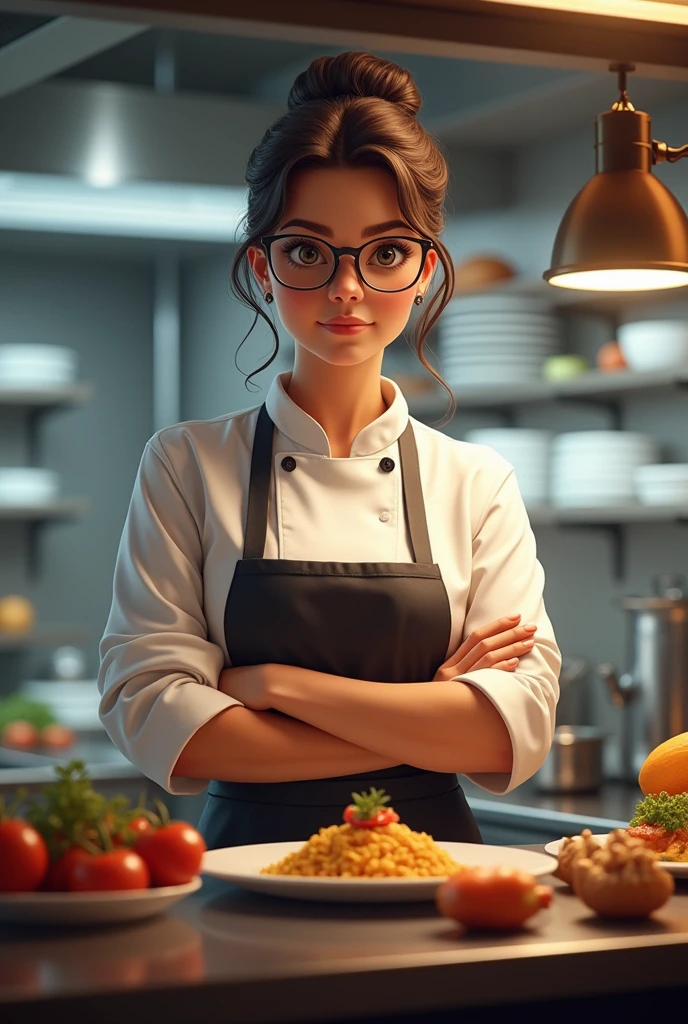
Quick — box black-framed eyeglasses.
[260,234,434,292]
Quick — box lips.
[320,318,371,326]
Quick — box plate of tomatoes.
[0,759,206,925]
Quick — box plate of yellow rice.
[201,822,556,902]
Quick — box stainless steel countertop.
[1,861,687,1022]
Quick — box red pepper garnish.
[343,787,400,830]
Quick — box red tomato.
[343,806,400,829]
[134,822,206,887]
[436,866,553,930]
[68,849,151,891]
[40,845,93,892]
[112,815,153,846]
[1,720,39,750]
[626,824,674,852]
[40,724,76,749]
[0,819,49,891]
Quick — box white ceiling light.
[481,0,688,27]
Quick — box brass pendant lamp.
[544,63,688,292]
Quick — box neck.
[285,352,389,458]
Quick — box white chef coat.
[98,369,561,797]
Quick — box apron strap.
[243,403,274,560]
[397,416,433,565]
[243,401,434,564]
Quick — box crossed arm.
[217,663,513,776]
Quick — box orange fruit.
[638,732,688,796]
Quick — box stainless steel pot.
[535,726,605,793]
[597,573,688,782]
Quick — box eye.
[367,239,415,268]
[279,237,327,266]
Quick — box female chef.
[97,50,562,849]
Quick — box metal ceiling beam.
[0,15,147,99]
[0,1,687,80]
[0,78,285,186]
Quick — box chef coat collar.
[265,369,410,458]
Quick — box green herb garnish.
[24,758,147,859]
[349,787,392,821]
[629,791,688,832]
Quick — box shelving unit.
[1,384,93,589]
[405,360,688,581]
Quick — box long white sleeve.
[97,439,241,795]
[453,465,561,795]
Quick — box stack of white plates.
[0,468,60,506]
[0,345,77,389]
[20,680,103,730]
[465,429,552,507]
[634,464,688,506]
[551,432,658,507]
[438,293,561,387]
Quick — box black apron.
[196,403,482,850]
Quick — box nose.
[327,253,365,302]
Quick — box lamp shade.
[544,106,688,291]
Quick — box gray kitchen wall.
[1,89,687,778]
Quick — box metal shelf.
[526,503,688,580]
[0,382,94,409]
[0,626,90,651]
[0,383,95,463]
[407,368,688,421]
[0,499,91,578]
[527,503,688,526]
[0,498,91,521]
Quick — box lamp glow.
[481,0,688,28]
[547,269,688,291]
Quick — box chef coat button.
[379,457,395,473]
[379,511,390,523]
[281,456,296,472]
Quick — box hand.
[433,614,538,683]
[217,664,273,711]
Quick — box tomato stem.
[74,832,103,856]
[152,798,170,828]
[0,785,28,821]
[96,819,114,853]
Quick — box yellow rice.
[260,821,464,878]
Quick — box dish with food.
[201,788,556,902]
[546,838,688,878]
[0,877,203,926]
[546,790,688,877]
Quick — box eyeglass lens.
[269,236,424,291]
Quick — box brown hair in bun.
[230,50,456,424]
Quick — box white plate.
[200,841,556,903]
[544,834,688,877]
[0,876,203,925]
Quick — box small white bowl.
[635,482,688,505]
[634,463,688,483]
[0,345,77,388]
[0,468,60,505]
[617,321,688,371]
[634,464,688,504]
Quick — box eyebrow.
[277,218,412,239]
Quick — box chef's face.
[247,165,438,368]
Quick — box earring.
[414,294,424,305]
[264,291,274,304]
